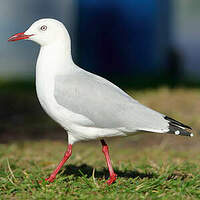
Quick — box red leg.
[100,140,117,185]
[45,144,72,183]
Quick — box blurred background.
[0,0,200,147]
[1,0,200,84]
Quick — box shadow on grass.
[63,164,157,180]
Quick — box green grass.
[1,87,200,199]
[1,140,200,199]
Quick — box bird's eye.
[40,25,47,31]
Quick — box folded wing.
[54,70,172,134]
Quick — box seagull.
[8,18,193,185]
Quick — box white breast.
[35,46,66,124]
[35,46,126,143]
[35,46,94,130]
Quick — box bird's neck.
[37,40,74,72]
[35,41,75,106]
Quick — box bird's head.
[8,18,70,46]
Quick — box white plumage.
[8,18,193,184]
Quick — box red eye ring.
[40,25,47,31]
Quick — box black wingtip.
[167,124,193,137]
[164,116,192,130]
[164,116,193,137]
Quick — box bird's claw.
[45,175,56,183]
[106,173,117,185]
[38,175,56,184]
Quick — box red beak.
[8,32,33,42]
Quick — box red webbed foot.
[106,173,117,185]
[45,175,56,183]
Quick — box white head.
[8,18,71,47]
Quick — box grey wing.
[54,70,169,132]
